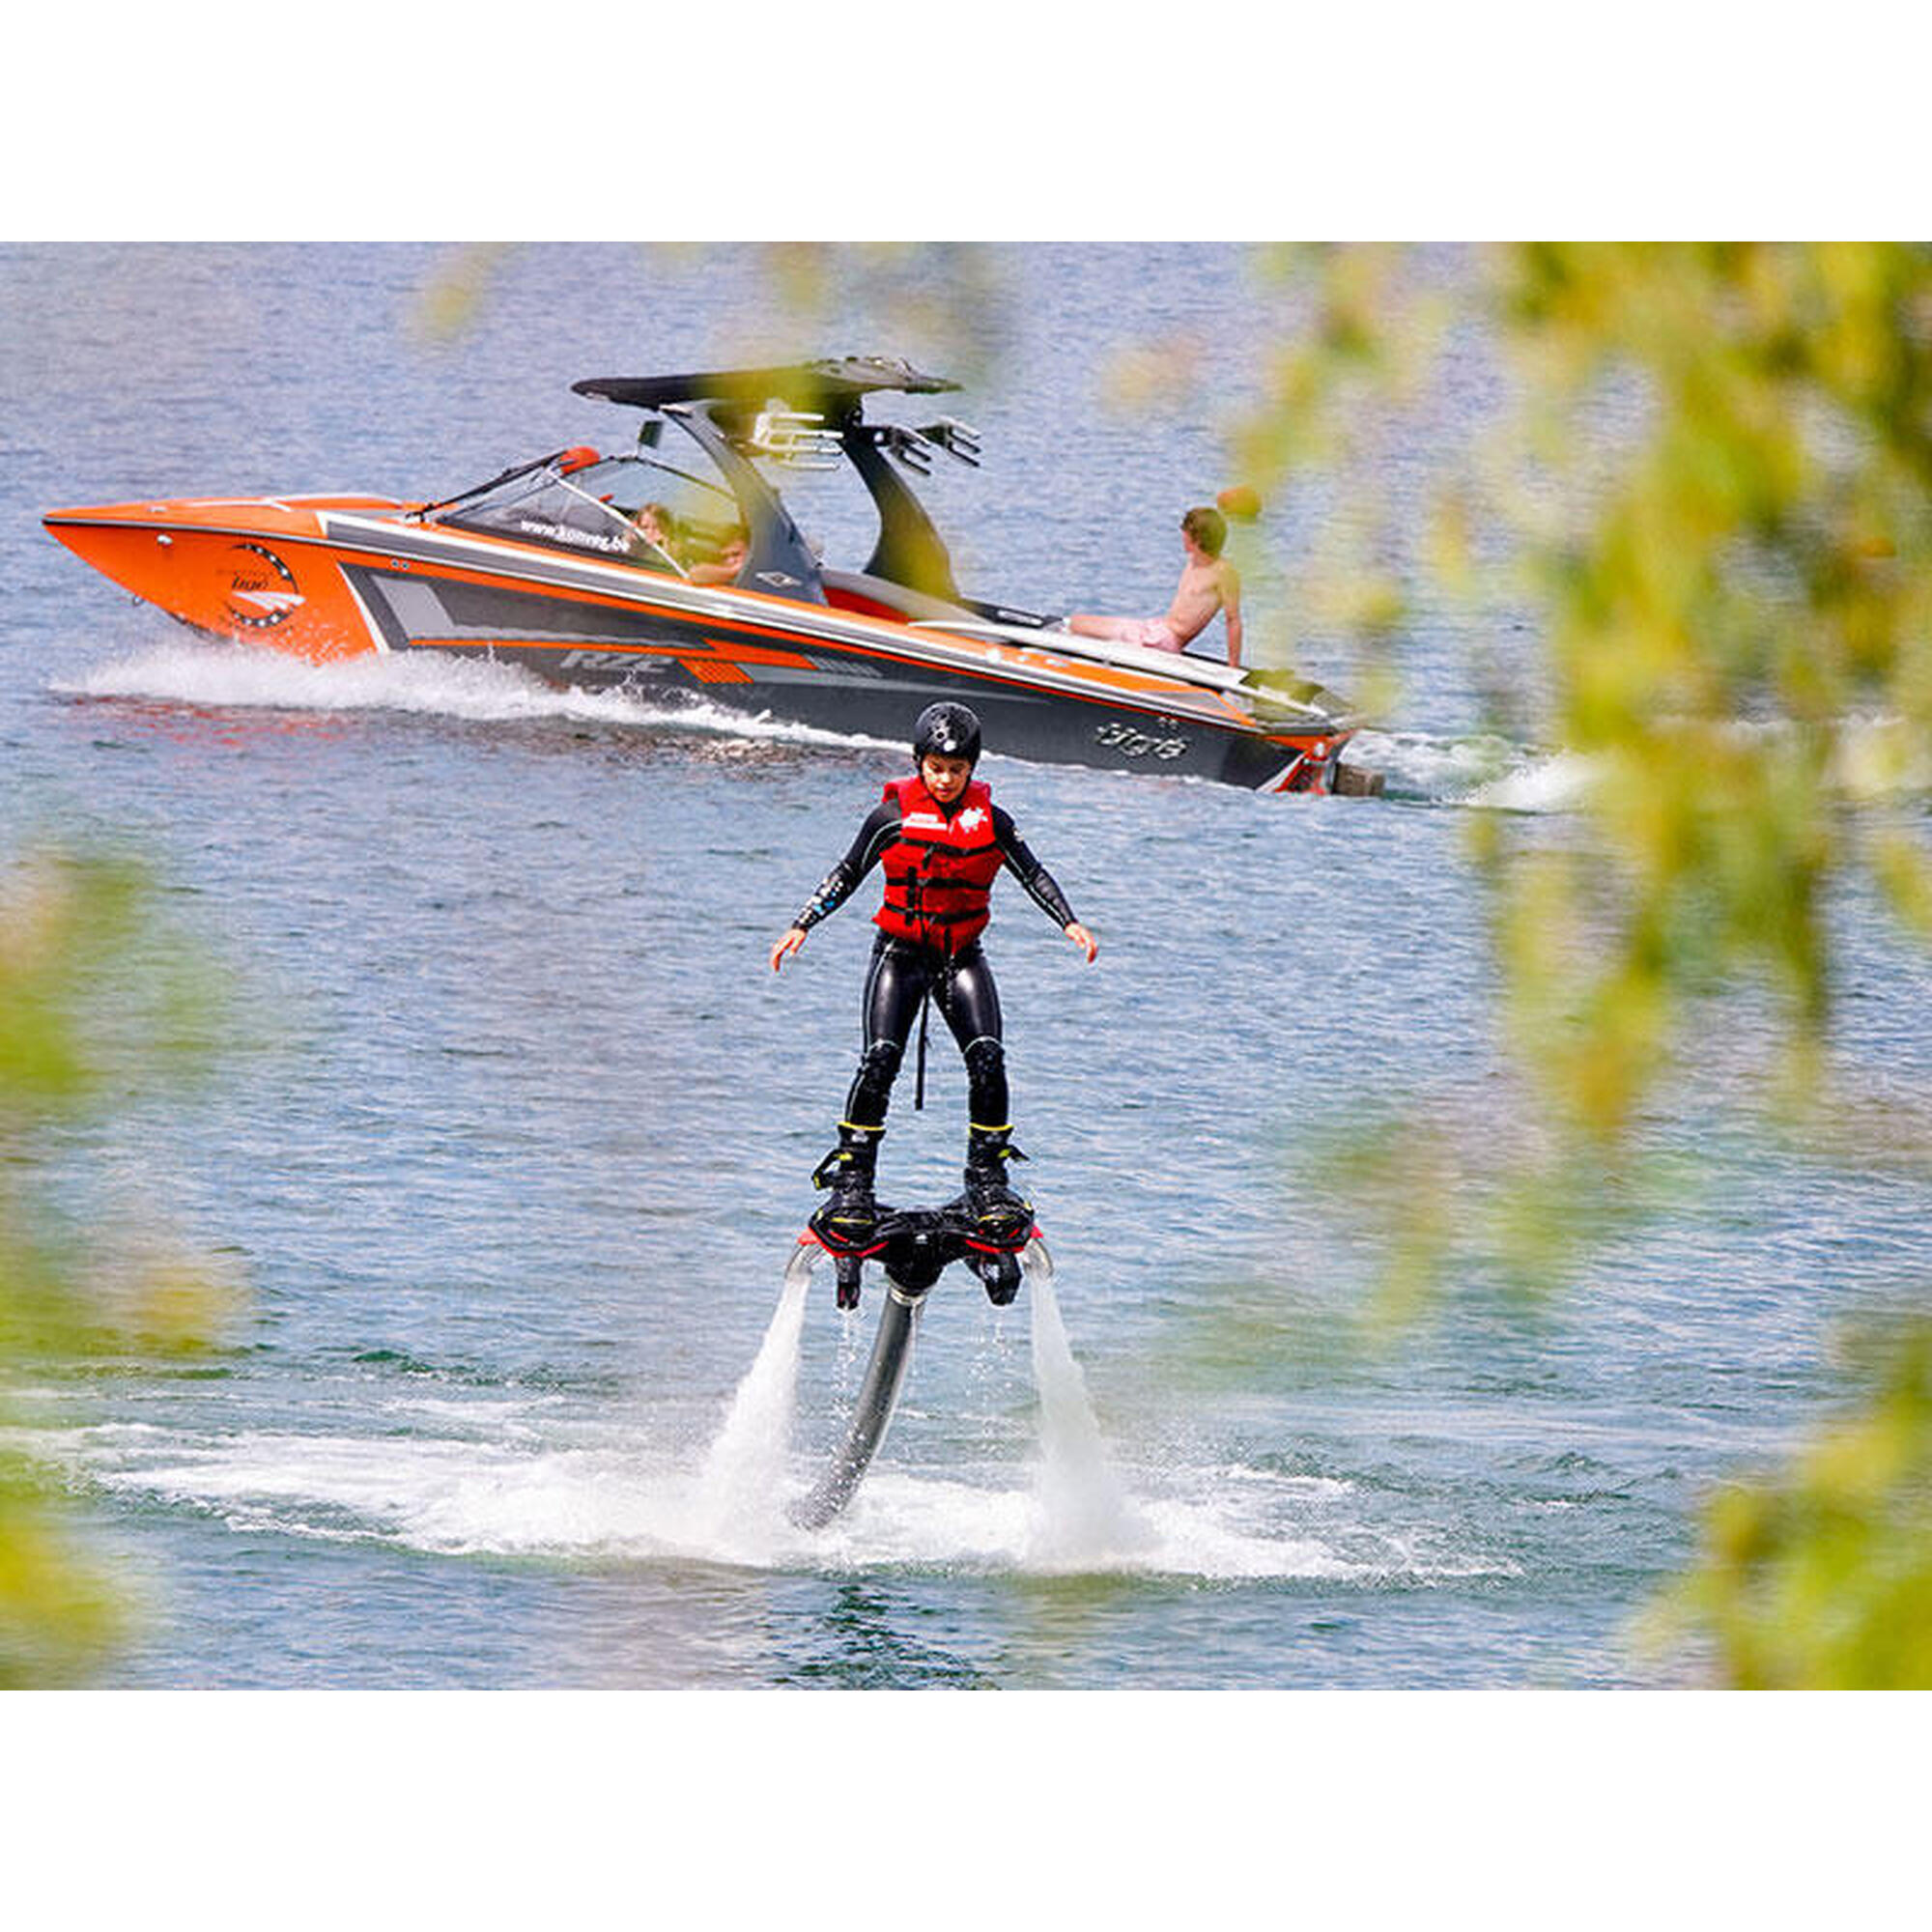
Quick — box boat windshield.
[436,453,742,577]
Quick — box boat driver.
[625,501,681,570]
[1066,504,1243,666]
[687,525,749,585]
[770,702,1097,1291]
[626,504,747,584]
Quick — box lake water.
[5,242,1928,1693]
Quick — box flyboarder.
[771,702,1097,1291]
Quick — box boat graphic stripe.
[318,513,1245,720]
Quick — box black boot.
[962,1124,1032,1252]
[810,1123,885,1272]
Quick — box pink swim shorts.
[1075,615,1180,651]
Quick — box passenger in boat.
[770,702,1098,1264]
[686,525,749,585]
[1065,505,1243,667]
[625,501,682,570]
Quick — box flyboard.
[786,1198,1049,1531]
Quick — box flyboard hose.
[787,1271,924,1532]
[786,1210,1052,1531]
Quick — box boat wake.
[64,642,1573,810]
[68,643,1849,820]
[1355,713,1932,813]
[1349,728,1597,812]
[53,640,896,754]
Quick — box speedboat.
[43,356,1380,794]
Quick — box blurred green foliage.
[415,242,1016,391]
[0,846,240,1685]
[1239,242,1932,1685]
[1245,244,1930,1131]
[1649,1315,1932,1687]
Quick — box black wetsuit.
[792,794,1078,1132]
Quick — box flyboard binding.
[785,1199,1051,1531]
[806,1184,1035,1309]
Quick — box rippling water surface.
[5,243,1928,1689]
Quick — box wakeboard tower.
[786,1196,1049,1531]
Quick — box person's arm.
[994,808,1098,962]
[771,800,898,969]
[627,534,687,578]
[1223,568,1243,668]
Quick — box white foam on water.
[53,639,893,751]
[1350,729,1520,800]
[41,1398,1477,1580]
[26,1273,1496,1582]
[1827,714,1932,800]
[69,1428,668,1554]
[1464,747,1601,813]
[1368,715,1932,816]
[1345,729,1599,813]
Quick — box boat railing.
[745,411,842,469]
[917,615,1345,724]
[914,417,981,466]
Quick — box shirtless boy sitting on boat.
[1066,505,1242,667]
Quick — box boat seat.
[820,569,976,626]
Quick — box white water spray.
[690,1263,811,1553]
[57,640,896,753]
[1027,1270,1154,1567]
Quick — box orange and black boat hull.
[43,496,1357,793]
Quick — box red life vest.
[873,774,1003,952]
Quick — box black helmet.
[913,701,981,767]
